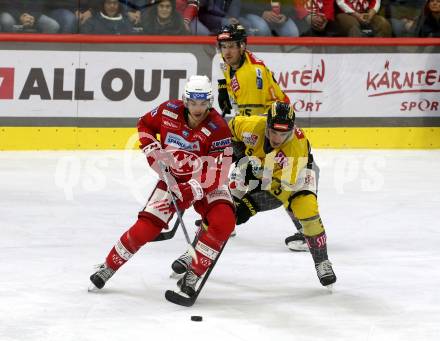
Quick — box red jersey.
[137,99,233,194]
[175,0,199,23]
[294,0,335,21]
[336,0,380,14]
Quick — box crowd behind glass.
[0,0,438,37]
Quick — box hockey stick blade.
[165,290,197,307]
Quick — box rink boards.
[0,38,439,149]
[1,126,439,150]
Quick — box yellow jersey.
[221,50,289,117]
[229,115,312,206]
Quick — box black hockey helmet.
[267,102,295,132]
[217,24,247,45]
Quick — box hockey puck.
[191,315,203,322]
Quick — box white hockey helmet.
[183,75,213,108]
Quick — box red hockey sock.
[105,218,163,271]
[191,204,235,276]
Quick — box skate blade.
[169,271,184,279]
[325,284,334,292]
[286,242,309,252]
[88,283,100,292]
[287,247,309,252]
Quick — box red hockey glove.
[142,140,173,179]
[171,179,204,211]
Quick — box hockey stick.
[165,238,229,307]
[158,162,197,263]
[151,212,183,242]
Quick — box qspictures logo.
[0,67,14,99]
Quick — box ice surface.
[1,150,440,341]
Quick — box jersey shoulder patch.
[294,127,305,139]
[160,100,183,120]
[246,51,266,67]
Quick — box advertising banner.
[1,50,439,119]
[0,51,197,118]
[212,53,440,117]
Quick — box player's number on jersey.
[240,109,252,116]
[246,148,254,156]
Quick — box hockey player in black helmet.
[265,101,296,150]
[216,24,289,118]
[217,23,247,43]
[226,100,337,288]
[217,24,305,252]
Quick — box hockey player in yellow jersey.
[216,24,289,117]
[215,24,309,251]
[228,101,337,287]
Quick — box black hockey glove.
[218,79,232,117]
[233,194,259,225]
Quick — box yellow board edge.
[1,127,440,150]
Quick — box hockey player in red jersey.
[89,75,236,299]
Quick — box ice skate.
[88,263,115,291]
[285,232,309,252]
[171,251,192,276]
[177,269,200,297]
[315,260,336,288]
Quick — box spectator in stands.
[80,0,133,34]
[294,0,337,36]
[47,0,77,33]
[77,0,100,28]
[0,0,59,33]
[142,0,189,35]
[198,0,252,35]
[120,0,153,32]
[176,0,211,35]
[384,0,425,36]
[336,0,392,36]
[0,0,4,31]
[417,0,440,36]
[242,0,300,36]
[121,0,142,26]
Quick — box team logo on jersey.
[274,151,289,168]
[256,69,263,89]
[182,130,190,137]
[166,102,179,110]
[164,132,200,151]
[163,110,178,120]
[242,132,258,146]
[162,119,181,129]
[211,137,232,149]
[201,127,211,137]
[231,75,240,92]
[168,149,203,176]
